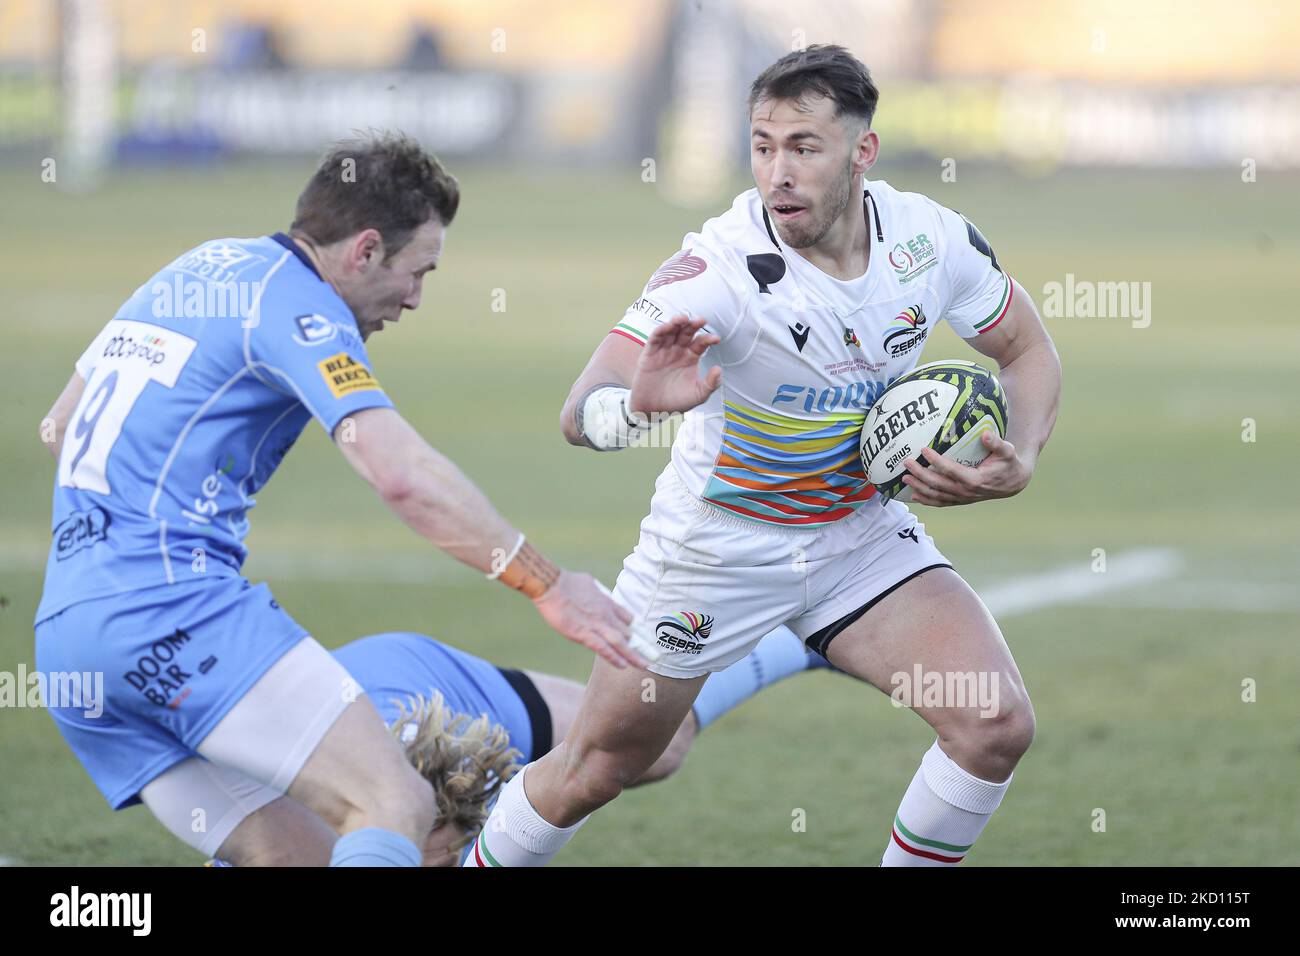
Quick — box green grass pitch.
[0,160,1297,865]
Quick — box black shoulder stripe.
[959,213,1001,273]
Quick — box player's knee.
[943,688,1035,780]
[974,691,1035,769]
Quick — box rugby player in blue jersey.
[35,134,642,868]
[181,625,828,866]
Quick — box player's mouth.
[770,202,807,221]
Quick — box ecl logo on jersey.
[53,507,111,561]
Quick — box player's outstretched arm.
[560,315,721,450]
[336,407,645,669]
[558,330,643,448]
[41,371,85,460]
[904,279,1062,506]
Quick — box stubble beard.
[774,162,856,250]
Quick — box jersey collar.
[758,181,886,317]
[271,232,323,280]
[759,184,884,249]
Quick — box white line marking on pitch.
[4,541,1294,613]
[979,548,1183,618]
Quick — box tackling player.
[471,46,1061,866]
[35,134,640,869]
[166,625,828,866]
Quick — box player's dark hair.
[291,132,460,258]
[748,44,879,127]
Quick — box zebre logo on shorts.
[654,612,714,656]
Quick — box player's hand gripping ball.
[859,360,1010,505]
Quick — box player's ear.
[351,228,385,272]
[852,124,879,175]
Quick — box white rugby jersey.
[612,177,1014,528]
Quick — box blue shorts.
[34,577,308,810]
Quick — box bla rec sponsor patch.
[53,506,110,560]
[317,351,381,398]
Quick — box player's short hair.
[390,692,522,852]
[291,132,460,259]
[748,44,879,128]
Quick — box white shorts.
[140,636,356,856]
[614,466,952,679]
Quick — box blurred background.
[1,0,1297,866]
[4,0,1300,194]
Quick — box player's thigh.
[194,633,426,831]
[139,756,285,859]
[821,567,1031,738]
[557,657,706,780]
[284,694,429,831]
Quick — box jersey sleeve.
[246,297,394,435]
[611,241,745,347]
[937,206,1014,338]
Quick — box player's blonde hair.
[390,692,523,851]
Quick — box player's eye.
[796,147,813,157]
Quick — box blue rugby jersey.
[37,234,393,621]
[332,632,535,760]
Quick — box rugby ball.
[859,360,1008,504]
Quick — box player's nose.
[402,278,422,311]
[768,154,794,190]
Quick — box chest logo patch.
[883,305,929,357]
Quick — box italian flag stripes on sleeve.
[610,322,648,346]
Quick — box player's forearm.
[561,366,630,446]
[341,408,557,591]
[380,442,526,574]
[561,366,637,447]
[560,334,643,447]
[996,338,1060,469]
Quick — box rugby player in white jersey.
[469,45,1061,866]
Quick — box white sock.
[880,740,1011,866]
[463,764,587,867]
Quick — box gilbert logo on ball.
[859,360,1008,504]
